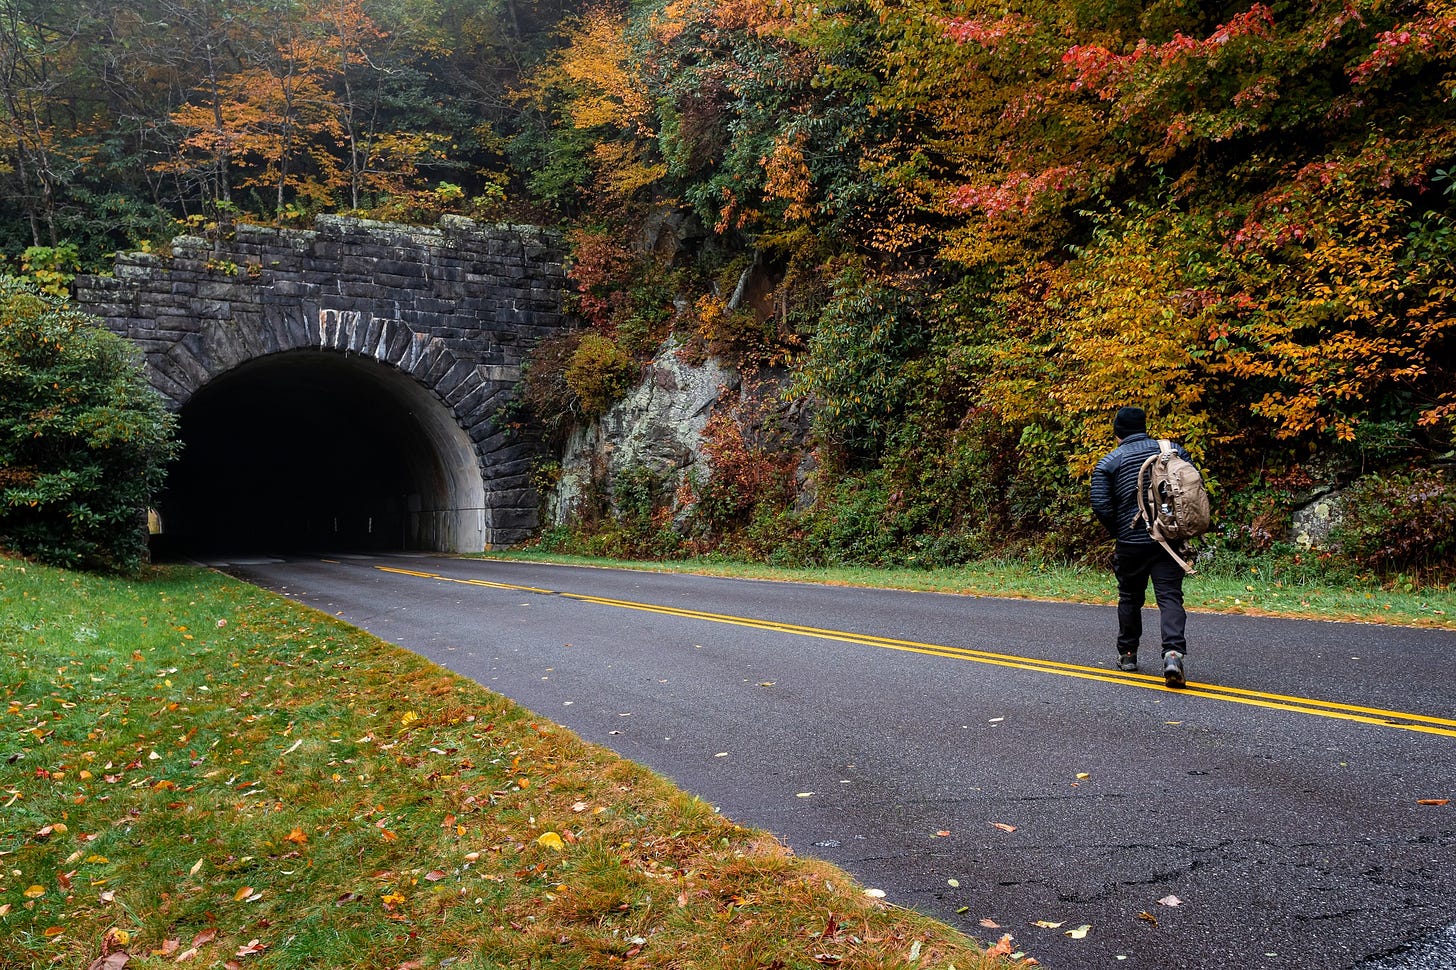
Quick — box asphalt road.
[215,553,1456,970]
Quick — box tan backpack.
[1133,440,1211,574]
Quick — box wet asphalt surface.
[214,553,1456,970]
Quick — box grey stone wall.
[73,214,574,548]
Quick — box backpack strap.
[1156,536,1197,575]
[1131,450,1159,532]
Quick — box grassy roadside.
[474,551,1456,630]
[0,557,1020,970]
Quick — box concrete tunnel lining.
[159,350,486,555]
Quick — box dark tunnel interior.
[155,351,467,558]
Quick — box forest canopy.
[3,0,1452,573]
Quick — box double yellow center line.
[376,565,1456,739]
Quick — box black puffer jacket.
[1090,432,1194,545]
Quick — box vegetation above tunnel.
[2,0,1454,580]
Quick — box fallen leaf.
[189,859,203,876]
[284,829,307,845]
[947,878,960,887]
[423,870,446,881]
[796,792,815,798]
[175,947,199,963]
[536,832,565,851]
[44,926,65,938]
[991,822,1017,833]
[1075,773,1091,780]
[233,886,254,901]
[979,918,1002,928]
[935,830,951,837]
[1065,924,1091,939]
[192,929,217,946]
[24,885,45,898]
[1157,895,1182,907]
[235,939,265,957]
[1031,920,1063,929]
[864,888,886,899]
[987,934,1015,958]
[1417,799,1449,806]
[152,939,179,956]
[1138,912,1159,926]
[86,953,129,970]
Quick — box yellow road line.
[374,565,1456,739]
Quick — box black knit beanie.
[1113,406,1146,439]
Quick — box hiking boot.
[1117,653,1138,672]
[1162,650,1186,689]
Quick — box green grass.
[0,557,1019,970]
[475,550,1456,630]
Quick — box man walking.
[1090,406,1192,688]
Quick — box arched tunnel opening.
[155,351,486,557]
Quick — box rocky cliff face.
[546,344,736,527]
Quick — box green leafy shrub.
[0,277,176,571]
[1331,469,1456,577]
[795,268,927,455]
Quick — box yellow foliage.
[1211,188,1456,441]
[761,133,814,222]
[591,143,668,199]
[980,206,1216,479]
[550,11,655,135]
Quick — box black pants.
[1114,541,1187,656]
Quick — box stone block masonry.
[73,214,577,550]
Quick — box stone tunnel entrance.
[73,215,573,552]
[157,351,486,556]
